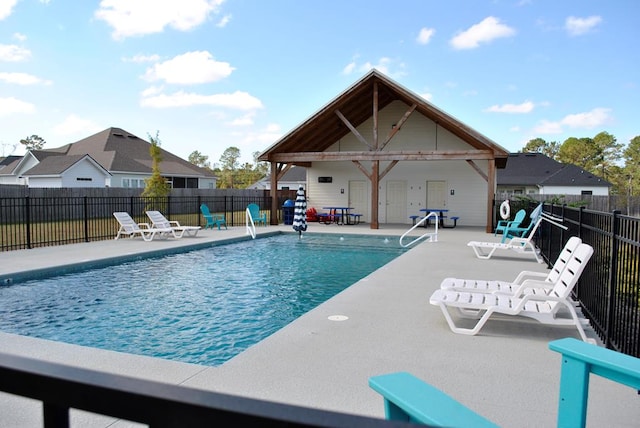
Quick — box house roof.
[30,128,215,178]
[0,156,21,174]
[22,154,111,176]
[258,69,509,167]
[498,153,611,187]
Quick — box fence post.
[25,196,32,250]
[605,210,621,349]
[578,206,585,240]
[83,196,89,243]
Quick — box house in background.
[259,69,510,230]
[0,127,216,189]
[248,166,306,190]
[497,153,610,196]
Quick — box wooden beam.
[379,104,417,151]
[379,160,398,181]
[335,109,373,150]
[270,162,279,225]
[269,150,495,162]
[373,81,379,150]
[352,161,373,181]
[466,160,488,182]
[486,159,496,233]
[371,161,379,229]
[276,163,293,181]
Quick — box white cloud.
[217,14,231,28]
[141,90,264,110]
[419,92,433,101]
[532,108,612,134]
[122,53,160,63]
[450,16,516,50]
[416,27,435,45]
[565,16,602,36]
[143,51,234,85]
[485,100,535,113]
[0,44,31,62]
[533,119,563,134]
[230,113,255,126]
[342,57,406,78]
[12,32,26,41]
[94,0,225,40]
[0,0,17,20]
[561,107,611,128]
[52,114,101,136]
[0,97,36,115]
[0,72,52,85]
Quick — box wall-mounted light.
[450,189,455,195]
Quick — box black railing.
[0,352,412,428]
[0,195,288,251]
[516,203,640,359]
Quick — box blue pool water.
[0,233,406,366]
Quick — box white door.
[348,180,368,220]
[386,181,407,223]
[427,181,447,209]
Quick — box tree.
[556,137,600,172]
[623,136,640,197]
[592,131,623,181]
[188,150,211,169]
[520,138,560,159]
[20,134,46,151]
[141,131,170,199]
[218,146,241,188]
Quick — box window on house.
[581,190,593,195]
[123,179,130,188]
[76,177,93,181]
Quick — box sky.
[0,0,638,166]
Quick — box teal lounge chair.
[502,204,543,243]
[247,203,267,226]
[200,204,227,230]
[494,208,525,237]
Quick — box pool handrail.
[399,212,438,247]
[245,207,256,239]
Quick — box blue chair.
[247,203,267,226]
[494,209,526,237]
[502,204,543,243]
[200,204,227,230]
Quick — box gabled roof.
[28,128,214,178]
[259,69,509,166]
[22,154,111,176]
[498,153,611,187]
[0,156,21,174]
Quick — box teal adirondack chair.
[247,203,267,226]
[502,204,543,243]
[494,209,526,237]
[200,204,227,230]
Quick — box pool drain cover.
[328,315,349,321]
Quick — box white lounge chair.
[442,237,583,297]
[467,205,561,263]
[146,210,201,238]
[429,242,595,342]
[113,212,175,241]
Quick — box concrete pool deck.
[0,224,638,427]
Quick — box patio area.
[0,224,638,427]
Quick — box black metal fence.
[498,201,640,358]
[0,352,412,428]
[0,195,297,252]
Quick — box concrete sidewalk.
[0,224,638,427]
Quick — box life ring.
[499,200,510,220]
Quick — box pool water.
[0,233,406,366]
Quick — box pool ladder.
[246,207,256,239]
[399,212,438,248]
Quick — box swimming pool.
[0,233,407,366]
